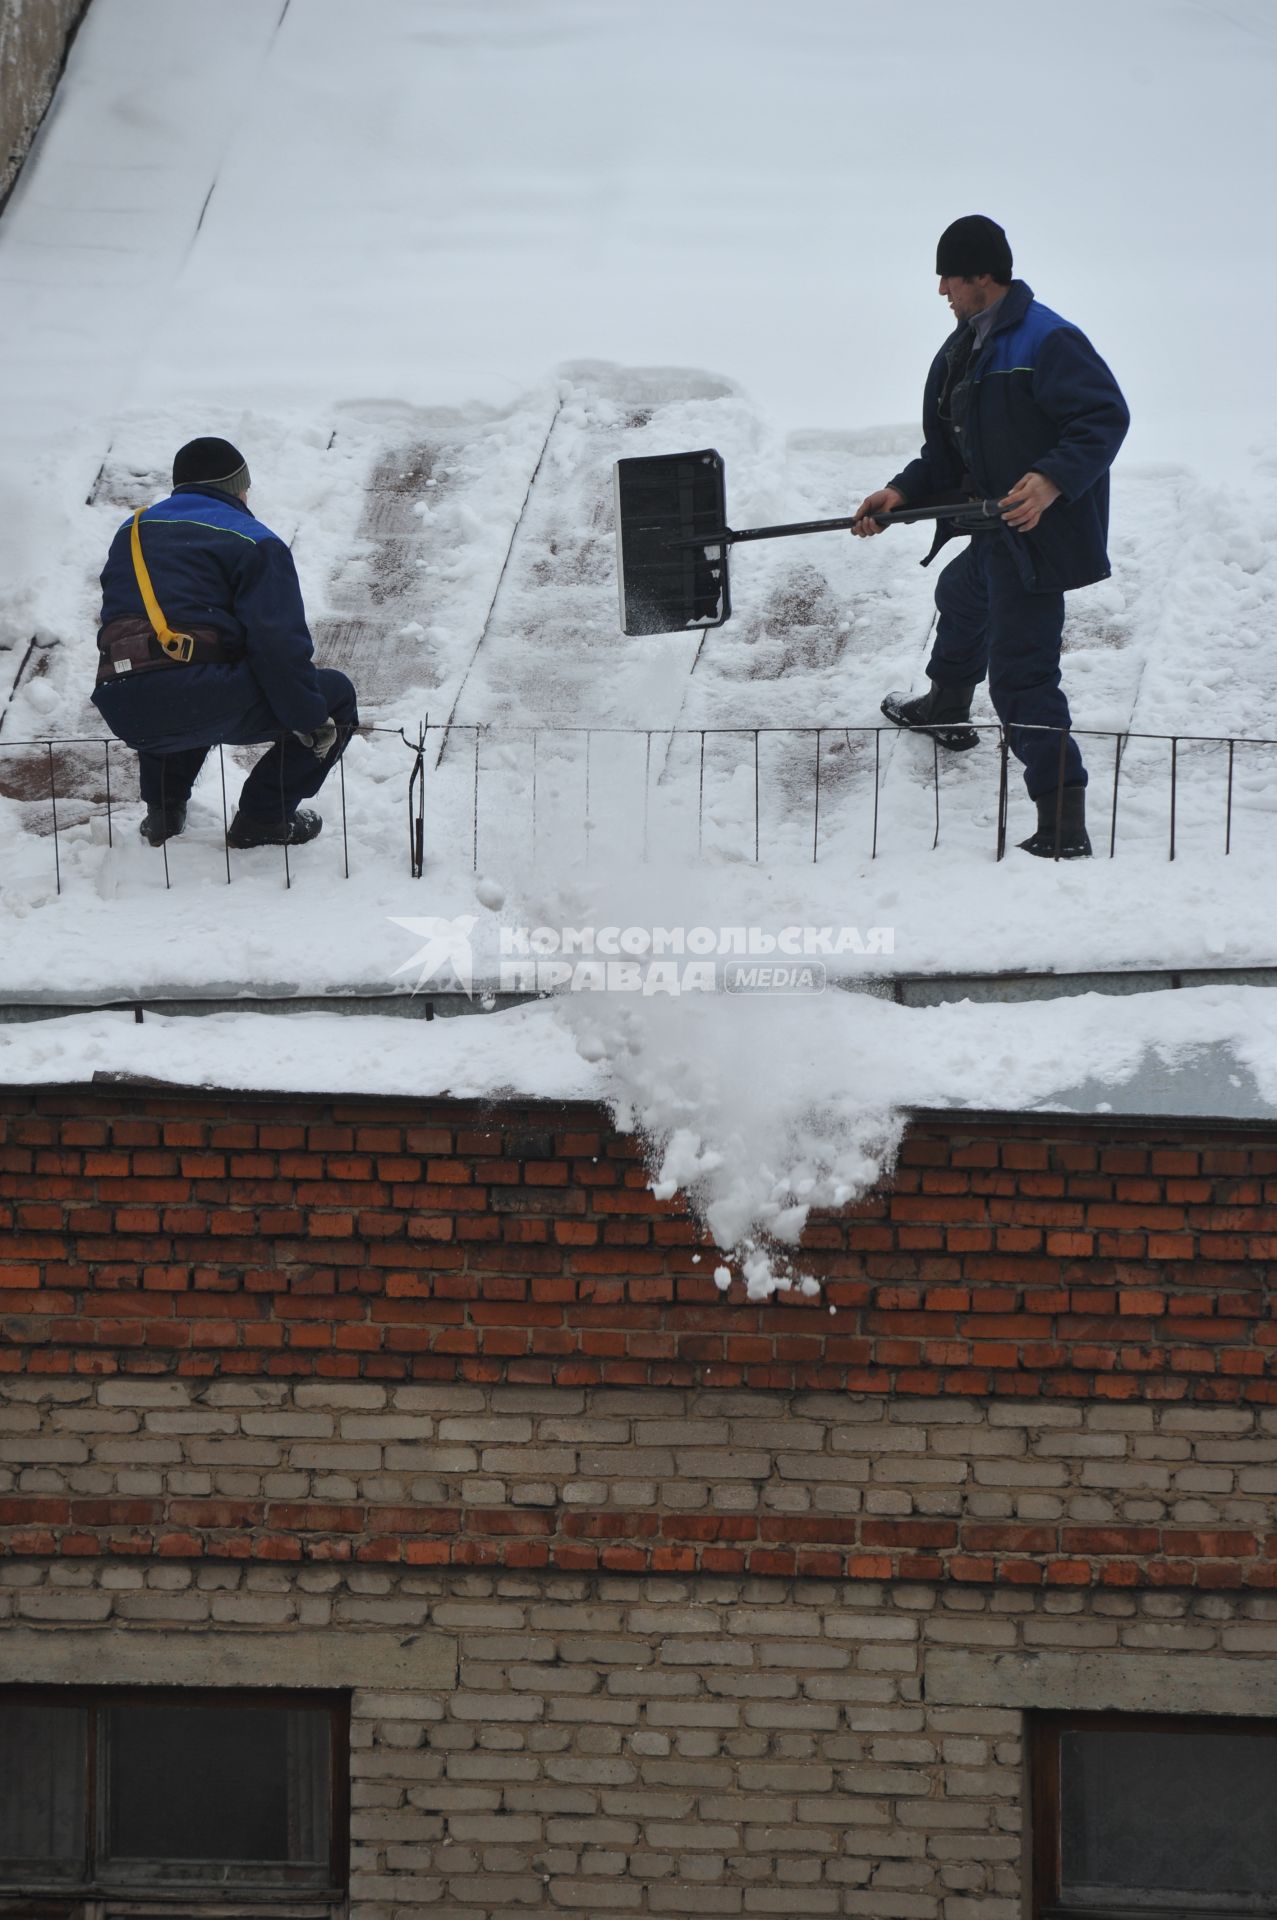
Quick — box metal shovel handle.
[715,499,1005,544]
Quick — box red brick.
[0,1264,41,1289]
[861,1520,957,1550]
[156,1531,202,1557]
[1044,1559,1093,1586]
[1152,1150,1200,1176]
[404,1128,453,1153]
[950,1141,999,1168]
[1062,1526,1160,1555]
[949,1555,996,1582]
[1002,1144,1049,1171]
[1161,1529,1256,1558]
[0,1498,70,1525]
[963,1524,1057,1553]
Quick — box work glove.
[294,719,339,760]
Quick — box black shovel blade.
[614,449,731,636]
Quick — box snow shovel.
[613,447,1006,637]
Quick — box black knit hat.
[172,437,251,492]
[935,215,1012,283]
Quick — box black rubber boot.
[139,803,187,847]
[1018,784,1092,859]
[880,680,979,751]
[226,807,322,849]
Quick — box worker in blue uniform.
[853,217,1129,858]
[93,437,357,848]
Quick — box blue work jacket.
[890,280,1130,593]
[92,484,328,746]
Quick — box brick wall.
[2,1088,1276,1589]
[7,1558,1277,1919]
[4,1091,1277,1398]
[5,1084,1277,1918]
[2,1375,1276,1592]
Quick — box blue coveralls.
[890,280,1129,797]
[93,484,357,823]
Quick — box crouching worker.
[93,437,357,848]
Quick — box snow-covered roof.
[2,0,1275,1289]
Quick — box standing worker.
[853,217,1129,858]
[93,437,357,848]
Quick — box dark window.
[0,1702,87,1884]
[1032,1711,1277,1918]
[0,1688,346,1916]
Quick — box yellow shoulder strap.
[130,509,194,663]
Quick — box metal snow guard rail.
[417,718,1275,872]
[0,723,415,893]
[2,720,1274,892]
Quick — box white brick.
[96,1381,190,1407]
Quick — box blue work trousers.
[927,536,1086,796]
[134,668,358,822]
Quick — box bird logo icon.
[388,915,478,997]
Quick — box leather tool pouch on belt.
[95,509,228,684]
